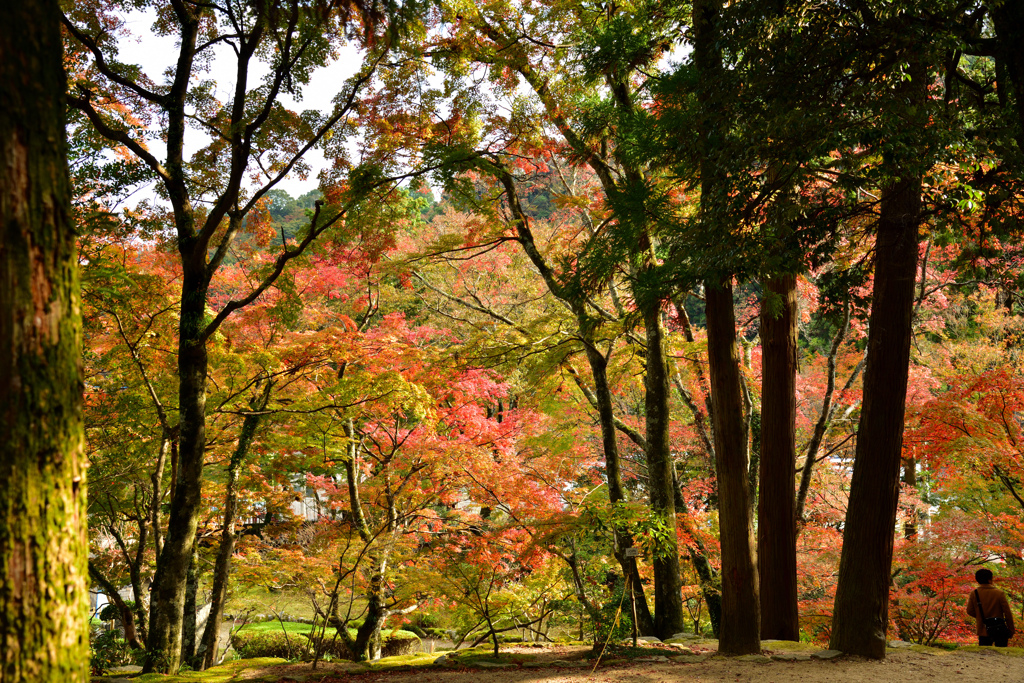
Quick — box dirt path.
[330,651,1020,683]
[222,643,1024,683]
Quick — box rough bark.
[180,550,200,666]
[829,176,922,659]
[757,275,800,641]
[694,0,760,653]
[642,302,686,638]
[0,2,90,679]
[704,282,761,654]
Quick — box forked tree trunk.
[829,174,922,658]
[0,2,89,678]
[89,562,144,651]
[704,282,761,654]
[757,274,800,641]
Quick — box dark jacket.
[966,583,1015,638]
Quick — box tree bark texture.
[642,302,685,639]
[829,176,921,658]
[704,282,761,654]
[181,550,200,666]
[0,2,89,679]
[757,275,800,641]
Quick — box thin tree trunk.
[199,384,271,669]
[0,2,89,678]
[89,562,144,651]
[902,458,918,539]
[495,169,655,635]
[673,471,723,636]
[704,282,761,654]
[830,172,923,658]
[583,346,657,635]
[796,302,854,522]
[757,274,800,641]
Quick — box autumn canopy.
[2,0,1024,679]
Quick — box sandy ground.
[227,643,1024,683]
[338,653,1024,683]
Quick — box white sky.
[116,9,363,199]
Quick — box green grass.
[128,657,287,682]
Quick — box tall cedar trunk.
[704,282,761,654]
[757,275,800,640]
[642,302,685,638]
[694,0,760,653]
[200,393,269,669]
[181,551,199,666]
[829,176,922,658]
[0,3,89,680]
[583,345,657,635]
[145,263,209,672]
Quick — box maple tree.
[48,0,1024,672]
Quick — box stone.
[734,654,772,663]
[888,640,913,648]
[636,636,663,643]
[811,649,844,660]
[106,665,143,674]
[433,654,448,665]
[771,653,812,661]
[634,655,670,662]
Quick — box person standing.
[967,568,1016,646]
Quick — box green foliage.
[90,629,135,675]
[231,623,420,661]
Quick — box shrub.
[90,629,134,675]
[231,629,305,659]
[98,600,135,623]
[231,624,420,661]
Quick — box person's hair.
[976,568,994,584]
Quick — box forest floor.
[102,638,1024,683]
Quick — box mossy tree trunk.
[0,1,89,680]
